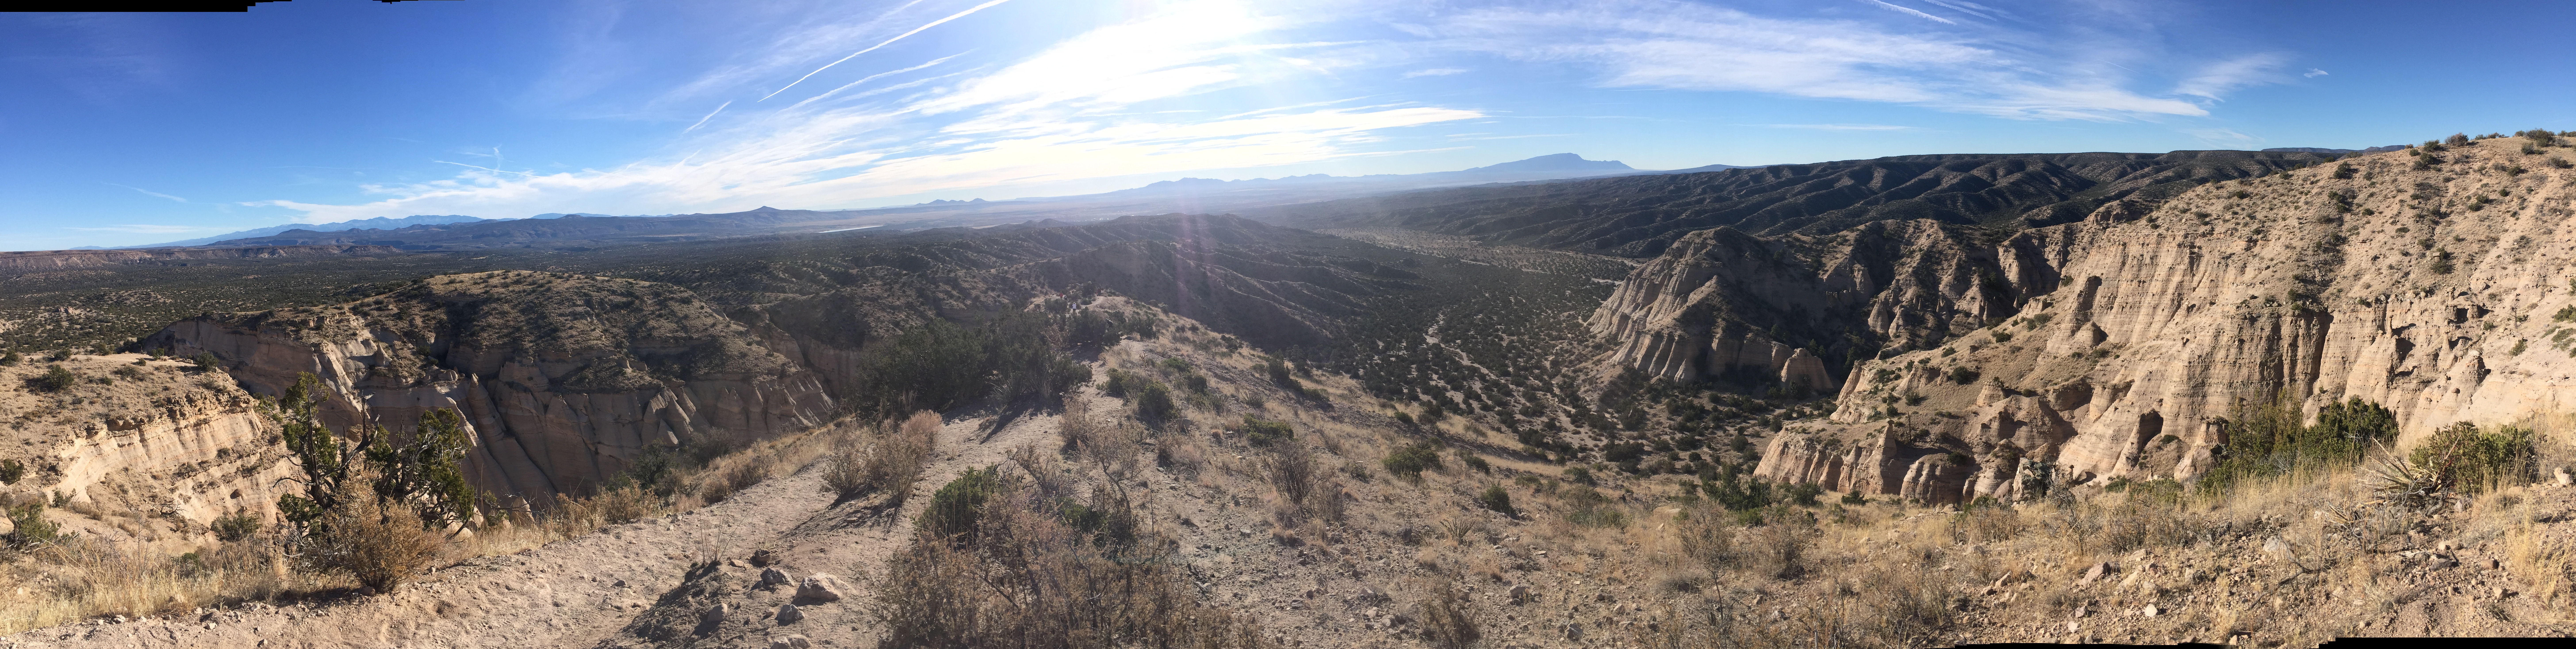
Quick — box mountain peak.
[1466,153,1633,173]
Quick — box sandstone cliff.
[1587,219,2016,390]
[139,271,834,501]
[0,354,295,546]
[1758,138,2576,503]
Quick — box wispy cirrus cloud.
[106,183,188,202]
[2173,53,2289,100]
[251,0,1481,222]
[62,223,210,233]
[1402,67,1468,78]
[1761,123,1920,131]
[1427,0,2218,121]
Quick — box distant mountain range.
[182,153,1738,251]
[121,214,494,248]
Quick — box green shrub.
[1132,380,1176,420]
[2409,422,2535,493]
[1461,453,1490,473]
[0,459,21,485]
[920,466,1006,548]
[212,510,263,542]
[191,352,221,368]
[1946,366,1979,385]
[1475,484,1515,517]
[2332,162,2357,179]
[1782,482,1824,507]
[1382,441,1442,479]
[1561,486,1627,528]
[1840,490,1869,506]
[29,365,76,392]
[1241,414,1294,446]
[6,500,64,549]
[2199,396,2398,494]
[0,350,19,366]
[1562,466,1595,486]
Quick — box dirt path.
[0,385,1103,649]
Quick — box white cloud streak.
[2173,53,2288,100]
[757,0,1014,102]
[1431,0,2214,120]
[1867,0,1956,25]
[106,183,187,202]
[681,100,731,133]
[1762,123,1919,131]
[1402,67,1468,78]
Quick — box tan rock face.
[0,355,294,541]
[139,271,833,501]
[1764,139,2576,501]
[1589,220,2016,392]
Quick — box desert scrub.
[822,410,940,505]
[877,459,1275,649]
[2409,422,2536,493]
[1560,486,1628,528]
[1382,441,1443,479]
[1475,484,1516,517]
[1240,414,1294,446]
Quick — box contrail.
[786,53,964,110]
[684,100,732,133]
[759,0,1014,102]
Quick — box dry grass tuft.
[822,410,940,506]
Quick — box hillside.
[1252,150,2343,258]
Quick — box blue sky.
[3,0,2570,250]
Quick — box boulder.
[774,603,803,624]
[769,635,812,649]
[797,573,849,604]
[760,567,791,588]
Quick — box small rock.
[2487,559,2501,570]
[703,603,731,625]
[2553,467,2570,487]
[1994,567,2031,588]
[751,549,779,567]
[774,604,802,624]
[1508,584,1532,603]
[2143,604,2162,617]
[2426,557,2458,570]
[796,574,849,604]
[2076,562,2113,586]
[768,635,812,649]
[760,568,791,588]
[2261,536,2292,557]
[2065,621,2079,633]
[2071,605,2088,619]
[2436,540,2455,552]
[1594,592,1615,602]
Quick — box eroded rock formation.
[0,355,295,542]
[1758,140,2576,501]
[141,271,833,501]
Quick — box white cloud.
[2304,68,2328,78]
[249,1,1482,222]
[1866,0,1956,25]
[62,224,210,233]
[1761,123,1919,131]
[106,183,186,202]
[1402,67,1468,78]
[2181,127,2261,147]
[1430,0,2213,120]
[2174,53,2288,100]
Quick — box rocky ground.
[5,301,2574,648]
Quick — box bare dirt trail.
[0,462,839,649]
[0,375,1113,649]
